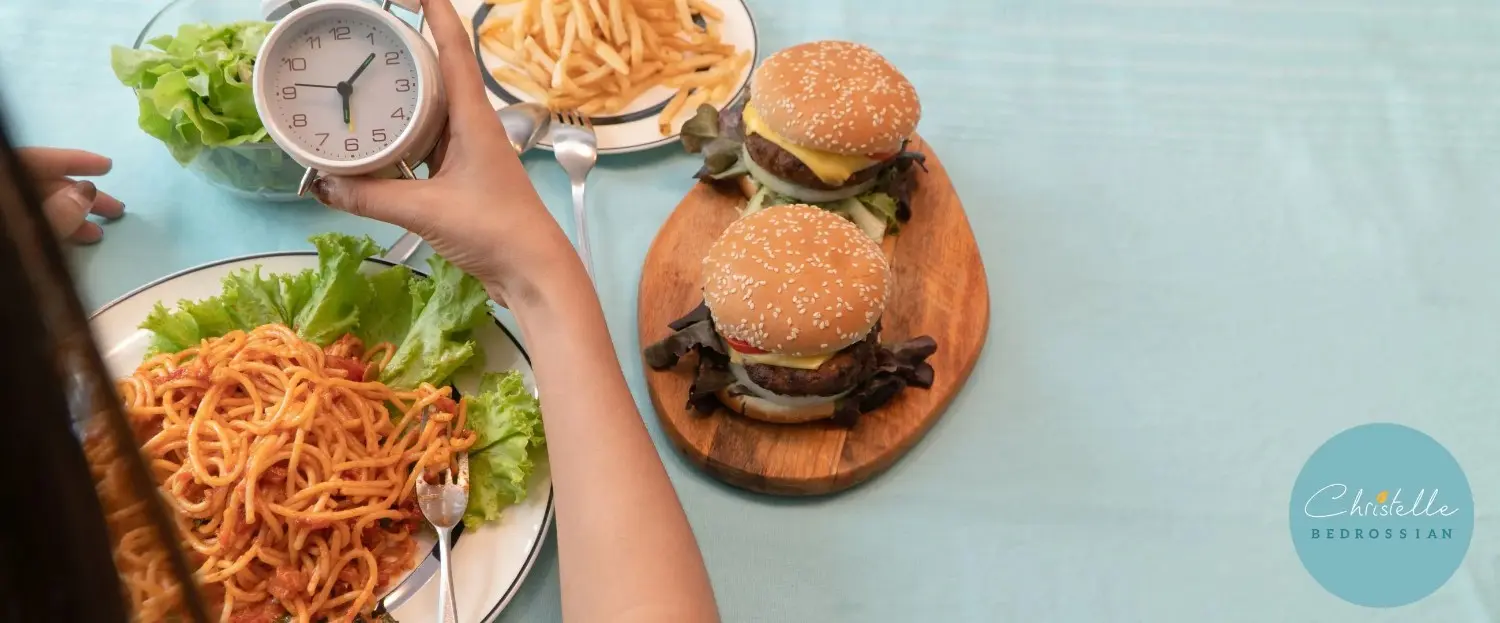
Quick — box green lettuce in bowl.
[111,21,305,201]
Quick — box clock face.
[262,12,420,162]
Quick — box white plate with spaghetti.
[431,0,758,154]
[89,251,553,623]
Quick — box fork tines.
[553,108,593,128]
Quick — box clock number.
[366,32,376,45]
[330,26,351,41]
[391,107,406,120]
[292,114,308,128]
[306,36,321,49]
[281,86,297,100]
[282,57,307,71]
[394,78,412,92]
[316,133,330,147]
[372,129,388,142]
[345,138,360,152]
[384,51,402,65]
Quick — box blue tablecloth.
[3,1,1497,621]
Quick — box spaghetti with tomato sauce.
[85,324,477,623]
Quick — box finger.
[427,131,452,174]
[68,221,104,245]
[19,148,113,178]
[311,175,430,232]
[38,177,125,220]
[41,181,96,238]
[421,0,498,127]
[91,190,127,221]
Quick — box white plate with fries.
[438,0,758,154]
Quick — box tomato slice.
[724,337,768,354]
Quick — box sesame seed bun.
[701,204,891,357]
[716,388,837,424]
[749,40,921,156]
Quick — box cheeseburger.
[682,41,927,245]
[645,204,937,425]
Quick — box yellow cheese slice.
[728,348,833,371]
[742,104,877,186]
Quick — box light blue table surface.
[4,0,1499,621]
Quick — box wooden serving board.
[637,135,990,496]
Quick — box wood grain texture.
[638,135,989,496]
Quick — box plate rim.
[438,0,760,155]
[88,251,556,623]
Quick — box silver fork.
[415,452,469,623]
[551,109,598,280]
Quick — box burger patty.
[744,133,883,192]
[741,334,880,397]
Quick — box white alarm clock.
[253,0,446,194]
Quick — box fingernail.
[310,177,331,206]
[67,180,98,208]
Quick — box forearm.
[498,257,719,622]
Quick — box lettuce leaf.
[463,372,545,526]
[110,21,274,165]
[357,265,419,347]
[136,233,381,352]
[292,234,383,345]
[377,255,491,390]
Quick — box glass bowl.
[133,0,307,202]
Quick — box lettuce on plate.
[110,21,274,165]
[463,371,546,526]
[138,233,548,527]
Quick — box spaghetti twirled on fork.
[85,324,477,623]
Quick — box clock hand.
[335,82,354,132]
[293,83,339,89]
[338,54,375,133]
[345,53,376,85]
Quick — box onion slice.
[741,147,878,203]
[729,362,852,408]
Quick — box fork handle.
[436,526,458,623]
[570,181,595,282]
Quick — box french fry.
[552,17,578,89]
[587,0,610,34]
[510,0,533,43]
[681,89,708,117]
[593,41,630,74]
[480,38,524,66]
[573,63,616,87]
[609,0,628,44]
[640,19,661,50]
[673,0,694,31]
[631,61,663,79]
[627,5,644,67]
[492,67,547,99]
[523,36,557,71]
[658,87,691,134]
[478,15,510,36]
[578,100,605,115]
[571,0,595,45]
[522,61,553,88]
[708,83,729,103]
[540,0,560,50]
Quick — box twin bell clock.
[253,0,447,196]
